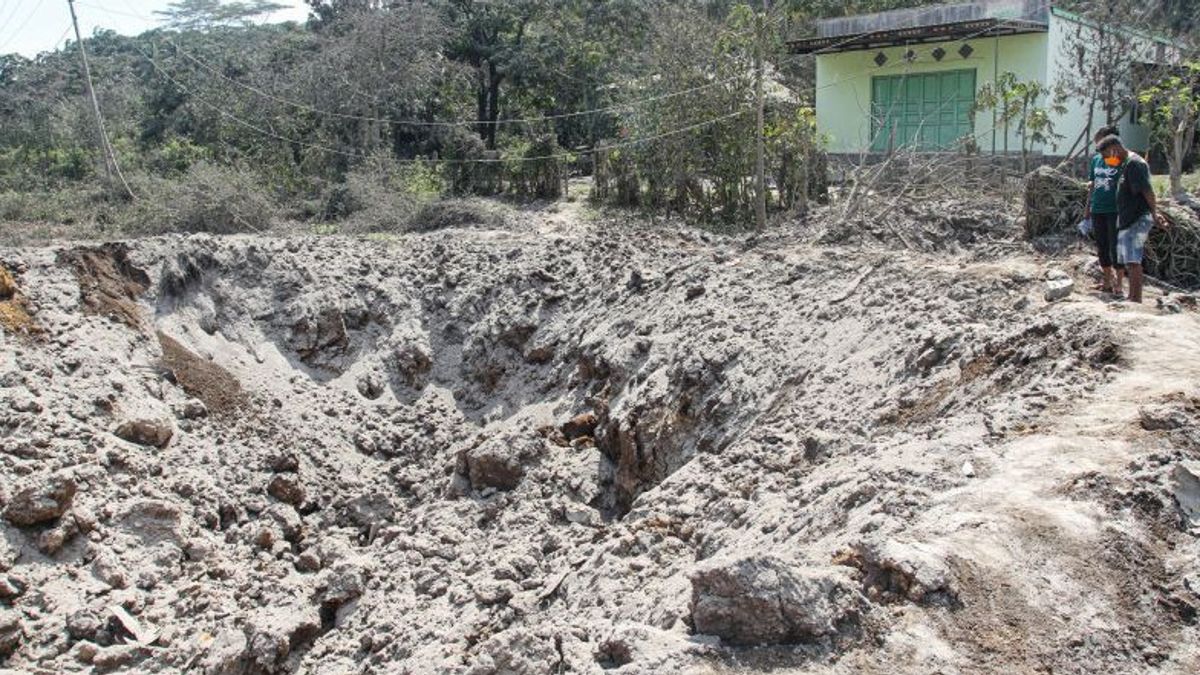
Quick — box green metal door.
[870,69,976,152]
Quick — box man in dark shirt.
[1097,135,1167,303]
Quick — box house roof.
[788,0,1051,55]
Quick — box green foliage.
[0,0,833,231]
[975,71,1067,172]
[129,161,276,234]
[1139,61,1200,196]
[335,152,445,232]
[155,0,290,31]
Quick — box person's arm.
[1143,187,1168,228]
[1136,162,1167,228]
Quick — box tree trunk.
[484,61,503,150]
[476,66,489,145]
[1170,124,1185,197]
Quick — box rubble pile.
[1,205,1198,673]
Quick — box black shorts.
[1092,212,1123,269]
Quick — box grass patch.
[1152,171,1200,198]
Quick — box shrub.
[337,152,445,232]
[124,161,276,235]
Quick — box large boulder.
[3,472,76,526]
[689,555,862,646]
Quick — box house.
[788,0,1174,161]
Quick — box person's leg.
[1095,214,1117,292]
[1118,214,1153,303]
[1128,263,1143,303]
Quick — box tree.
[1139,61,1200,197]
[1054,0,1139,158]
[975,72,1067,173]
[440,0,546,149]
[155,0,289,31]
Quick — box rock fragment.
[267,474,306,506]
[245,605,321,671]
[1172,462,1200,526]
[0,609,21,658]
[3,472,76,526]
[689,555,861,645]
[1140,405,1189,431]
[1044,278,1074,302]
[114,418,174,448]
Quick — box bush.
[125,161,276,235]
[336,153,445,232]
[408,198,509,233]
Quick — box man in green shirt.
[1084,125,1122,295]
[1098,135,1168,304]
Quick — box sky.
[0,0,311,57]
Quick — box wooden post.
[66,0,134,200]
[753,2,768,231]
[67,0,113,186]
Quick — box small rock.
[113,418,174,448]
[267,474,306,506]
[173,399,208,420]
[0,609,22,658]
[0,576,24,600]
[3,472,76,526]
[75,640,100,663]
[690,555,861,645]
[463,437,531,491]
[92,644,139,670]
[1172,462,1200,525]
[1044,278,1074,302]
[961,461,976,478]
[269,453,300,473]
[245,605,321,670]
[685,285,706,301]
[201,628,249,675]
[316,558,366,615]
[67,609,104,642]
[561,412,598,441]
[1140,405,1189,431]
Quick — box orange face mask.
[1104,156,1121,167]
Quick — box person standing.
[1084,125,1122,295]
[1098,135,1168,304]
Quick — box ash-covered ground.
[1,200,1199,674]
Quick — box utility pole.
[67,0,134,199]
[753,0,768,231]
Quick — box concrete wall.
[813,7,1164,158]
[815,32,1048,154]
[1046,8,1158,156]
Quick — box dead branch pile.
[1147,201,1200,289]
[817,193,1013,252]
[1023,165,1086,238]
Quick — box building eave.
[787,17,1048,55]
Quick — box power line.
[0,0,45,52]
[131,42,752,164]
[169,41,748,127]
[66,0,135,200]
[79,0,750,129]
[0,0,30,49]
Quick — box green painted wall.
[815,32,1048,154]
[813,10,1164,158]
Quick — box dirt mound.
[157,331,249,415]
[0,263,37,335]
[57,243,150,330]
